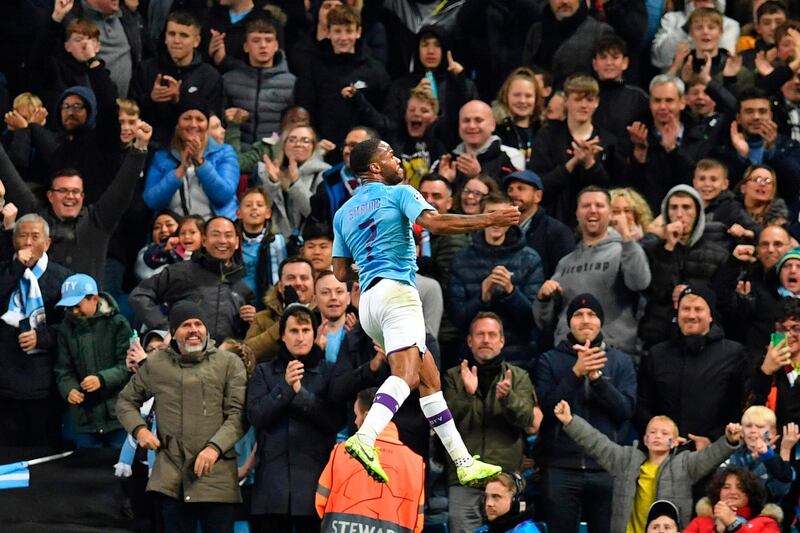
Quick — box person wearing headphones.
[476,472,541,533]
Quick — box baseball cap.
[503,169,543,190]
[646,500,680,529]
[57,274,98,307]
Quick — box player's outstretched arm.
[333,257,358,283]
[416,206,520,235]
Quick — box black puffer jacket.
[639,186,732,347]
[129,250,256,343]
[295,39,390,155]
[529,119,621,227]
[0,257,70,399]
[130,50,223,149]
[703,190,760,251]
[637,324,749,440]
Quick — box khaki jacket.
[116,342,247,503]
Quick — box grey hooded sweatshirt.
[533,227,651,354]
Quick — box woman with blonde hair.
[259,123,330,237]
[610,188,653,241]
[493,67,543,166]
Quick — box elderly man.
[637,284,749,441]
[0,214,70,447]
[245,256,316,362]
[117,301,247,531]
[435,100,523,189]
[535,293,636,533]
[626,76,704,212]
[0,121,150,285]
[444,312,537,533]
[130,216,257,344]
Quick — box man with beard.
[117,301,247,531]
[332,139,520,484]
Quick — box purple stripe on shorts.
[374,393,400,414]
[427,409,453,428]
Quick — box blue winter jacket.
[143,138,240,219]
[448,225,544,363]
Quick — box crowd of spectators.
[2,0,800,531]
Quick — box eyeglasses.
[462,187,487,198]
[50,188,84,197]
[286,136,313,145]
[60,103,86,111]
[748,176,775,185]
[777,323,800,335]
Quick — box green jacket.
[55,293,131,434]
[444,360,535,485]
[116,341,247,503]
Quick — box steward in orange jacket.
[316,421,426,533]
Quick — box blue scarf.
[1,253,48,340]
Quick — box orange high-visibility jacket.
[316,423,426,533]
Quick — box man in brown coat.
[117,301,247,530]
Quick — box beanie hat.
[678,283,717,316]
[168,301,207,334]
[567,293,604,324]
[776,247,800,274]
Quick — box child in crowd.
[236,187,288,305]
[117,98,140,148]
[176,214,205,260]
[692,158,759,249]
[55,274,131,448]
[725,406,798,502]
[301,221,334,272]
[554,400,741,532]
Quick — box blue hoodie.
[57,85,97,130]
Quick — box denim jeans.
[543,467,613,533]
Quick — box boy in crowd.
[55,274,131,448]
[726,405,797,502]
[295,5,389,157]
[223,18,296,151]
[554,400,741,532]
[591,34,650,143]
[130,10,222,148]
[692,158,759,249]
[741,1,788,69]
